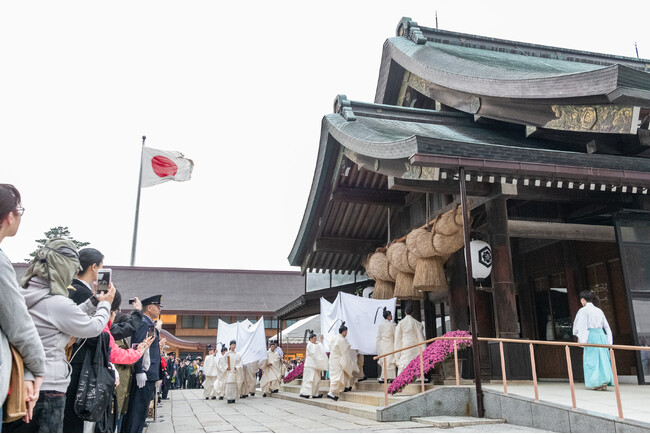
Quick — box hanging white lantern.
[466,240,492,280]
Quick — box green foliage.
[26,226,90,262]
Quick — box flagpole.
[130,136,146,266]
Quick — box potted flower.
[388,330,472,394]
[283,361,304,383]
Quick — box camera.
[97,268,112,294]
[128,298,135,304]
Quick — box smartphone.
[128,298,135,304]
[97,268,112,293]
[146,325,156,340]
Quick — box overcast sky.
[1,1,649,272]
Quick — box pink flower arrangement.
[387,330,472,394]
[283,361,304,383]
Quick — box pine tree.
[26,226,90,262]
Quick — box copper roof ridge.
[397,17,650,69]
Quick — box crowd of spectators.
[0,184,163,433]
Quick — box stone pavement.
[145,389,548,433]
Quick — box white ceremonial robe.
[300,341,328,397]
[376,319,397,380]
[242,362,258,395]
[349,350,362,387]
[259,350,282,395]
[394,314,426,374]
[328,334,355,395]
[573,303,613,345]
[202,353,219,398]
[215,354,227,397]
[224,350,243,401]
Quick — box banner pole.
[130,136,146,266]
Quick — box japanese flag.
[141,146,194,188]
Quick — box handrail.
[374,335,649,418]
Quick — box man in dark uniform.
[121,295,162,433]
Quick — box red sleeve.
[105,324,143,365]
[161,357,167,369]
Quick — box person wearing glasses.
[0,184,46,429]
[3,238,115,433]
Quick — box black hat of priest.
[141,294,163,307]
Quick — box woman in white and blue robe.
[572,290,614,390]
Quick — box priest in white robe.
[299,333,328,399]
[224,340,243,403]
[202,346,219,399]
[394,304,425,375]
[260,341,282,397]
[573,290,614,390]
[376,307,396,383]
[215,345,228,400]
[327,322,356,401]
[241,362,257,398]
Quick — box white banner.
[319,292,396,355]
[340,292,396,356]
[216,318,268,364]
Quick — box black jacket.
[111,310,144,341]
[68,278,93,305]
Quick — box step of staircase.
[280,383,406,406]
[282,377,438,395]
[269,390,380,420]
[412,416,506,428]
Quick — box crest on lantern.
[466,240,492,280]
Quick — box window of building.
[181,315,205,329]
[285,319,298,327]
[265,318,279,329]
[208,316,230,329]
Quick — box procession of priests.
[201,303,427,403]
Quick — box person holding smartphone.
[5,239,114,433]
[121,294,162,433]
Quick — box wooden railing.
[374,336,649,420]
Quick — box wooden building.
[289,18,650,383]
[13,264,305,359]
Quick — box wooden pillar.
[448,252,470,331]
[411,300,422,322]
[423,298,436,339]
[512,241,535,339]
[486,198,519,339]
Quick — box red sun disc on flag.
[151,156,178,178]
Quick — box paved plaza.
[145,389,547,433]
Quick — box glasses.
[14,206,25,216]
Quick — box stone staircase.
[271,378,436,420]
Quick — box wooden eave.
[289,97,649,275]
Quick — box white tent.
[269,315,321,344]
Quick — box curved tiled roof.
[382,37,650,100]
[13,263,305,313]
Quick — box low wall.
[377,386,650,432]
